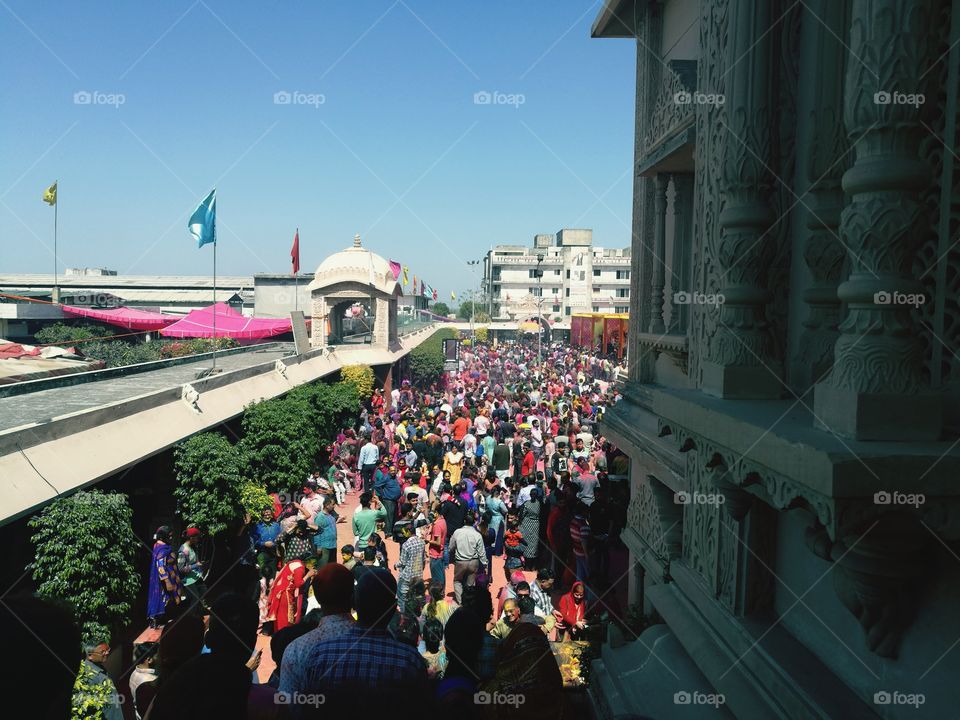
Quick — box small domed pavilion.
[307,234,403,350]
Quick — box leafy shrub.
[288,381,360,448]
[29,491,139,641]
[160,337,238,358]
[408,327,456,387]
[475,327,489,343]
[340,364,374,398]
[239,481,274,518]
[173,433,246,535]
[239,396,320,493]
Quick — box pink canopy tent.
[159,303,293,340]
[61,305,177,331]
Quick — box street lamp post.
[467,258,482,345]
[535,253,545,361]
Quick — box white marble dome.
[307,234,401,296]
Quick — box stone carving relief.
[690,0,729,385]
[641,59,697,153]
[912,0,960,390]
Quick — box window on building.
[593,286,600,293]
[579,271,586,281]
[565,307,571,316]
[593,306,600,312]
[554,269,561,275]
[616,270,630,280]
[552,287,559,294]
[552,305,560,313]
[593,269,601,277]
[565,288,570,297]
[530,287,543,297]
[565,270,570,279]
[616,288,629,298]
[615,305,629,313]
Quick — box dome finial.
[353,233,362,248]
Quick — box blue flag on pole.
[188,189,216,248]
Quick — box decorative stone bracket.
[181,383,201,414]
[657,416,957,658]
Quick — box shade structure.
[61,305,177,331]
[517,320,541,334]
[160,303,292,340]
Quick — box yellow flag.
[451,291,456,301]
[43,181,57,206]
[402,266,409,286]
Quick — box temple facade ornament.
[813,0,942,439]
[700,0,782,399]
[795,0,849,389]
[648,174,669,333]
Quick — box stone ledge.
[654,564,877,719]
[652,386,960,497]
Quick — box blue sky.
[0,1,635,299]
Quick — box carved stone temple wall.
[591,1,960,718]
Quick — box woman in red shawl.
[266,550,315,631]
[557,582,588,641]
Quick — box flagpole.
[212,228,218,371]
[53,180,58,303]
[294,227,299,312]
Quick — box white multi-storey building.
[484,229,631,321]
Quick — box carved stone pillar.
[700,0,783,399]
[374,297,389,346]
[311,295,328,349]
[648,174,669,333]
[668,174,694,333]
[813,0,942,440]
[796,0,848,389]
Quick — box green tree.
[239,396,320,492]
[457,301,476,320]
[29,491,140,641]
[430,302,450,317]
[173,432,246,536]
[408,327,456,387]
[475,327,489,343]
[288,381,360,447]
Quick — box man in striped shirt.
[569,502,592,590]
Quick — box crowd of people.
[17,339,629,719]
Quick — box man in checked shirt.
[395,517,428,609]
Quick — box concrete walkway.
[0,345,292,433]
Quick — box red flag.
[291,229,300,274]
